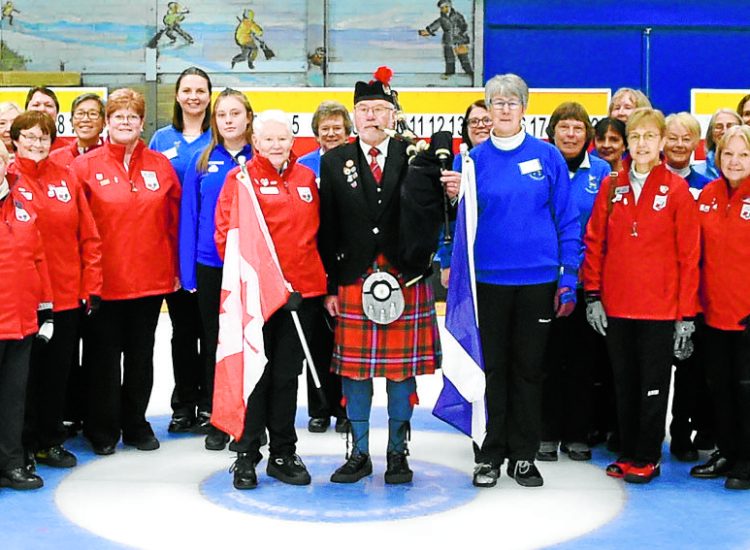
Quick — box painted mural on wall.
[0,0,476,86]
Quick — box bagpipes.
[389,89,456,277]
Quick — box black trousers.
[541,288,599,444]
[703,325,750,462]
[606,318,673,463]
[24,308,81,451]
[670,318,715,442]
[0,336,33,470]
[475,282,556,465]
[306,302,344,420]
[82,295,162,446]
[196,264,223,414]
[166,289,205,419]
[229,298,316,459]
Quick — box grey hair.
[705,108,742,152]
[484,74,529,108]
[0,101,21,117]
[252,109,293,137]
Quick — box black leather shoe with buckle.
[385,452,413,484]
[330,452,373,483]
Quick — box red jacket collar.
[11,155,53,180]
[105,139,145,164]
[249,151,299,178]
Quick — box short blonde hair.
[716,125,750,176]
[609,88,651,116]
[626,107,666,137]
[665,112,701,141]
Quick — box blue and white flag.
[432,145,486,445]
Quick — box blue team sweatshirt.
[178,143,253,290]
[149,125,211,183]
[470,134,581,288]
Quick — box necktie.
[368,147,382,184]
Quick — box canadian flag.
[211,167,289,440]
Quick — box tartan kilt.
[332,257,442,380]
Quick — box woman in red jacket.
[0,141,53,490]
[583,108,700,483]
[690,125,750,489]
[9,111,102,471]
[70,89,181,456]
[215,110,326,490]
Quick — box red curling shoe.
[623,461,660,484]
[606,458,633,478]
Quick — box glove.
[554,287,576,318]
[85,294,101,317]
[37,307,54,343]
[282,291,303,311]
[585,300,607,336]
[673,320,696,358]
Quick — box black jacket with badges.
[319,137,446,294]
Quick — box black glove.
[86,294,102,317]
[37,307,54,343]
[283,291,303,311]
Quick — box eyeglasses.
[467,116,492,128]
[627,132,660,143]
[110,114,141,125]
[354,105,394,117]
[490,99,522,111]
[73,110,102,121]
[19,132,51,145]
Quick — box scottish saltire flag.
[432,145,487,445]
[212,163,290,440]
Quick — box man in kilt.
[318,67,442,484]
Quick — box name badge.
[162,146,178,160]
[259,186,279,195]
[615,185,630,195]
[18,187,32,201]
[208,164,219,173]
[141,171,160,191]
[699,203,711,213]
[518,158,542,175]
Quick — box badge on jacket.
[54,182,71,203]
[518,158,544,181]
[344,160,358,188]
[14,203,30,222]
[18,187,33,201]
[297,187,313,203]
[141,171,160,191]
[741,203,750,221]
[652,194,667,211]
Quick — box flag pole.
[237,157,328,409]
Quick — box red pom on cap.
[372,66,393,85]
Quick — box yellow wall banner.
[222,87,611,153]
[0,87,108,137]
[691,89,747,134]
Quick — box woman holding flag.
[214,110,325,490]
[437,74,580,488]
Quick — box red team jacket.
[49,139,103,170]
[10,156,102,312]
[697,177,750,331]
[215,154,326,298]
[0,186,53,339]
[69,141,180,300]
[583,163,700,320]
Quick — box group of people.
[1,69,748,496]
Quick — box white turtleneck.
[629,165,650,204]
[666,164,691,179]
[490,129,526,151]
